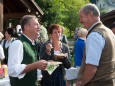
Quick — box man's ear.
[24,24,29,31]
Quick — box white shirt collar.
[88,21,101,31]
[23,34,35,45]
[79,37,86,41]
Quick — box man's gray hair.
[20,15,38,31]
[81,3,100,17]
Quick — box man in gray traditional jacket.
[76,4,115,86]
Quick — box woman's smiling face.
[51,29,61,41]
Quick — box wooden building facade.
[0,0,44,31]
[101,10,115,28]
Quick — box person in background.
[76,4,115,86]
[74,28,88,71]
[0,32,5,61]
[72,28,79,65]
[36,25,49,59]
[74,28,79,41]
[1,28,16,64]
[8,15,48,86]
[16,25,22,37]
[110,22,115,34]
[39,25,48,43]
[60,26,68,45]
[40,24,71,86]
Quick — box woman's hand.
[45,43,53,55]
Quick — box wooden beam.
[101,15,115,22]
[0,0,3,31]
[31,0,44,15]
[20,0,31,12]
[4,12,37,18]
[19,0,44,15]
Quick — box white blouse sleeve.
[8,40,27,79]
[0,39,4,47]
[0,45,5,60]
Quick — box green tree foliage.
[35,0,89,37]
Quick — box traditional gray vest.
[79,22,115,86]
